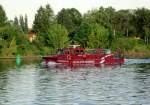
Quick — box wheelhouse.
[57,48,85,55]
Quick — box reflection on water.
[0,59,40,70]
[0,59,150,105]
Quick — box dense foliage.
[0,5,7,27]
[0,4,150,57]
[33,4,54,33]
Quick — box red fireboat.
[43,45,124,66]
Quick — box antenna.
[68,45,80,48]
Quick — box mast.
[68,45,80,48]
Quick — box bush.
[111,37,149,52]
[111,38,136,51]
[0,47,17,57]
[133,44,148,52]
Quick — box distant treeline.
[0,4,150,56]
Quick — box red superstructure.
[43,45,124,65]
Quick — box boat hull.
[43,55,124,65]
[43,47,124,66]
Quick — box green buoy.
[16,55,21,65]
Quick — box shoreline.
[124,51,150,59]
[0,52,150,59]
[0,56,42,60]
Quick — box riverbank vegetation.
[0,4,150,58]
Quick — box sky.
[1,0,150,28]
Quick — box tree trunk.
[127,28,128,37]
[145,36,147,44]
[113,29,115,38]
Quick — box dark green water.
[0,59,150,105]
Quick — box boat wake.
[124,58,150,65]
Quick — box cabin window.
[65,50,70,54]
[85,49,96,54]
[71,50,74,54]
[75,50,80,55]
[57,50,64,54]
[67,51,70,54]
[97,49,105,54]
[80,50,84,54]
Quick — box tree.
[111,10,133,37]
[133,8,150,39]
[47,24,69,49]
[130,8,150,45]
[144,26,150,44]
[84,7,115,28]
[24,14,28,33]
[0,5,7,27]
[14,15,28,34]
[19,15,25,32]
[0,23,27,56]
[87,24,109,48]
[14,16,19,27]
[74,22,91,47]
[33,4,54,33]
[57,8,82,38]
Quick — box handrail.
[68,45,80,48]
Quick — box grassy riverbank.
[0,56,42,60]
[124,51,150,58]
[0,51,150,59]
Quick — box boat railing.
[68,45,80,48]
[47,49,57,55]
[85,49,110,54]
[85,49,97,54]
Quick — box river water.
[0,59,150,105]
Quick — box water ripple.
[0,59,150,105]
